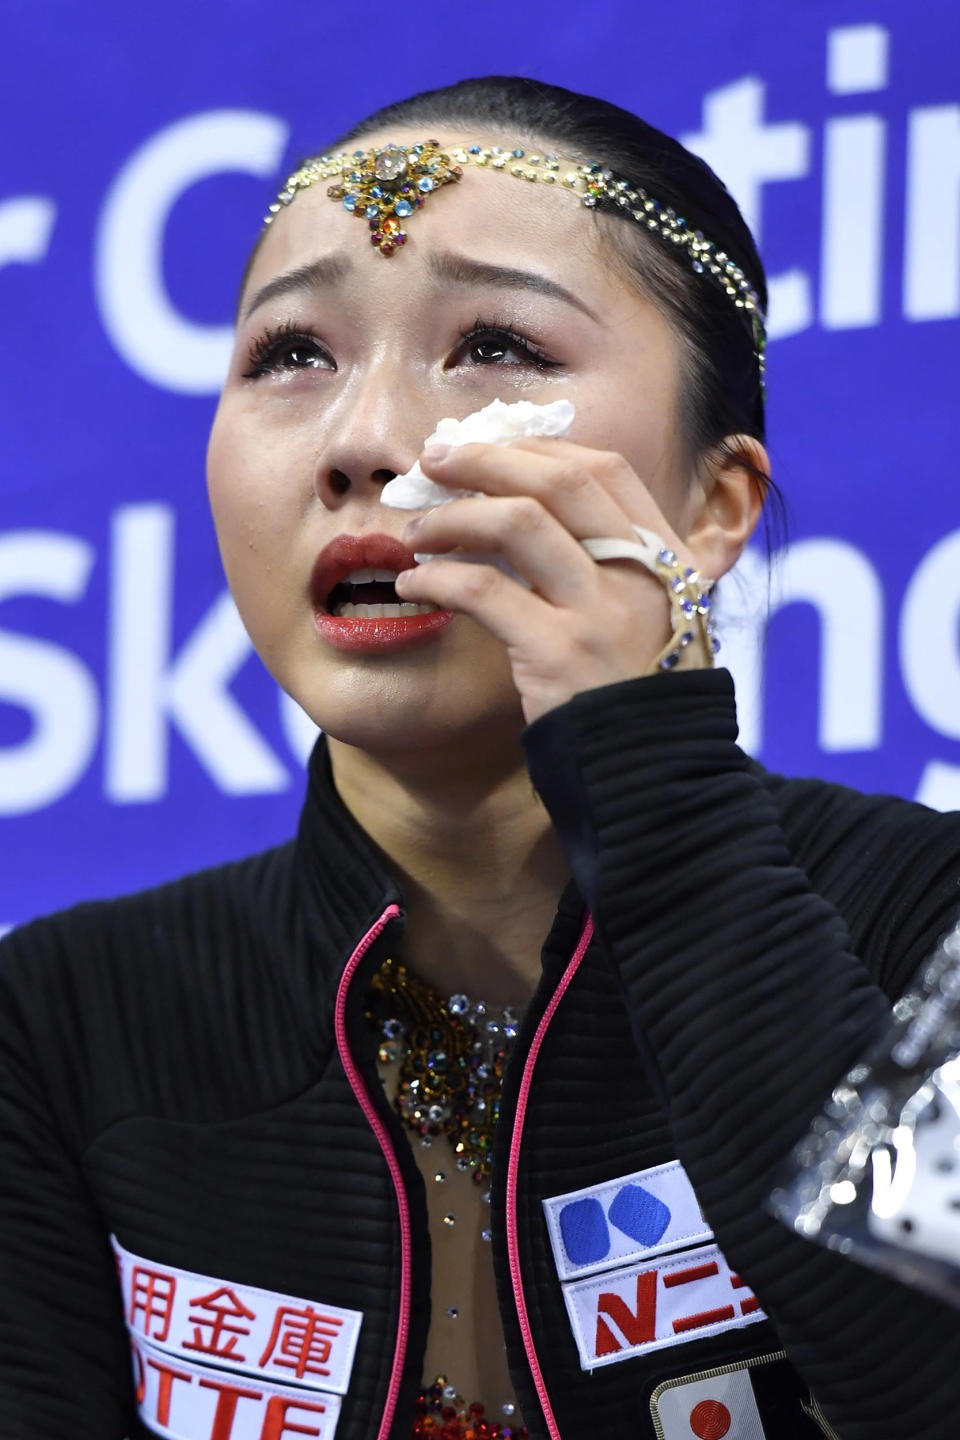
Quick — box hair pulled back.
[334,76,768,464]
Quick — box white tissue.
[379,398,575,511]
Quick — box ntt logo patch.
[543,1162,766,1370]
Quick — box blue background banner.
[2,1,958,928]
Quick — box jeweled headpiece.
[265,140,463,257]
[265,140,766,371]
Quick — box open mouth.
[322,567,439,618]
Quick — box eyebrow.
[427,250,600,322]
[240,247,600,325]
[241,254,353,322]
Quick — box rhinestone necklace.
[366,957,520,1187]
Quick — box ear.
[682,434,770,580]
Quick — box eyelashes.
[242,320,331,379]
[241,314,563,380]
[456,317,562,371]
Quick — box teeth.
[344,567,400,584]
[338,602,439,618]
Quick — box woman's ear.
[683,434,770,580]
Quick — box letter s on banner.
[95,110,289,395]
[106,505,289,802]
[0,533,99,815]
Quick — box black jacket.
[2,670,960,1440]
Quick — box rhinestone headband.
[264,140,766,371]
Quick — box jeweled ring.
[581,526,718,671]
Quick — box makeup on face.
[206,137,687,744]
[310,530,454,654]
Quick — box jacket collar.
[293,734,405,969]
[291,732,589,990]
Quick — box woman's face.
[207,130,700,758]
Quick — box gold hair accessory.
[264,140,766,368]
[581,526,718,672]
[266,140,463,256]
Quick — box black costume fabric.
[2,669,960,1439]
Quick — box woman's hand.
[393,437,708,726]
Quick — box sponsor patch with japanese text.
[543,1162,765,1370]
[112,1236,362,1439]
[131,1335,341,1440]
[562,1241,765,1368]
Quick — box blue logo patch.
[559,1184,672,1265]
[543,1161,714,1281]
[559,1197,609,1266]
[608,1183,671,1248]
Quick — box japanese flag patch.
[651,1365,767,1439]
[649,1351,841,1439]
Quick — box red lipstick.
[310,532,454,654]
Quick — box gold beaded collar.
[264,139,766,370]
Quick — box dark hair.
[245,76,783,536]
[335,78,768,463]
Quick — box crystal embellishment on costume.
[366,967,529,1430]
[365,956,522,1186]
[413,1378,529,1439]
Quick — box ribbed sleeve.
[0,924,134,1437]
[522,668,960,1440]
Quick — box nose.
[322,464,397,500]
[313,368,423,508]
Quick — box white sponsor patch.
[562,1241,765,1371]
[543,1160,712,1280]
[652,1366,767,1439]
[112,1236,362,1399]
[131,1335,342,1440]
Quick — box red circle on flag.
[689,1399,732,1439]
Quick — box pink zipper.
[505,914,594,1440]
[334,904,408,1440]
